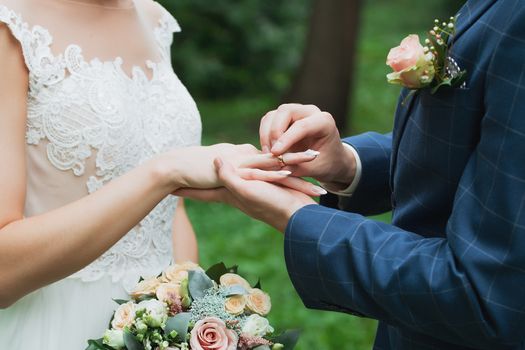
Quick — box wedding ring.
[277,154,287,168]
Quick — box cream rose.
[190,317,238,350]
[219,273,251,291]
[246,288,271,316]
[103,329,125,349]
[137,299,168,328]
[161,262,202,284]
[386,34,435,89]
[111,301,136,330]
[156,283,182,304]
[242,314,274,338]
[130,277,161,299]
[224,295,247,316]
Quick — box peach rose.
[161,262,202,284]
[246,288,271,316]
[190,317,238,350]
[386,34,435,89]
[111,301,136,330]
[224,295,247,316]
[156,283,181,304]
[219,273,251,291]
[130,277,161,299]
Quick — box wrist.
[148,150,188,192]
[323,143,357,189]
[274,199,316,232]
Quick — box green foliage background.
[161,0,311,98]
[156,0,463,348]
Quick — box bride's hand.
[157,143,324,196]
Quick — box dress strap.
[0,4,65,87]
[152,2,181,60]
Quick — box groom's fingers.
[215,157,246,192]
[259,111,275,153]
[260,104,321,153]
[271,112,334,155]
[269,104,321,148]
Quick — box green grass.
[185,0,454,348]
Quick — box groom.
[180,1,525,349]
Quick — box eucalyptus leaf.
[253,278,262,289]
[165,312,192,342]
[123,331,144,350]
[85,339,112,350]
[272,329,301,349]
[224,284,248,296]
[189,270,214,300]
[112,299,129,305]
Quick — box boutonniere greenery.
[386,16,467,97]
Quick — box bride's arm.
[171,199,199,263]
[0,26,274,308]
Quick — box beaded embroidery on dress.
[0,1,202,291]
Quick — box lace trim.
[0,3,202,288]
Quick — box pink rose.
[386,34,435,89]
[190,317,238,350]
[387,34,426,72]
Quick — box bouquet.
[86,262,299,350]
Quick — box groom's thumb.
[214,157,242,190]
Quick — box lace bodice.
[0,0,202,291]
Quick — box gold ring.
[277,155,287,168]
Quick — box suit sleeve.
[286,7,525,349]
[320,132,392,216]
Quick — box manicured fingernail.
[312,185,328,195]
[304,149,320,158]
[277,170,292,176]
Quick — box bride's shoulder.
[138,0,177,24]
[137,0,180,34]
[0,0,33,14]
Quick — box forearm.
[325,132,392,216]
[171,199,198,263]
[285,205,523,348]
[0,157,174,307]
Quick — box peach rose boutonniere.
[387,16,466,96]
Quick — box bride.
[0,0,320,348]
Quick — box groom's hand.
[175,158,317,232]
[260,103,357,190]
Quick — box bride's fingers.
[240,150,320,169]
[275,176,328,197]
[237,168,291,181]
[280,149,320,166]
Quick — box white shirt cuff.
[320,143,362,197]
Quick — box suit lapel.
[452,0,498,44]
[389,89,417,195]
[389,0,498,198]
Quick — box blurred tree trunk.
[283,0,361,131]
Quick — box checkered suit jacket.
[284,1,525,349]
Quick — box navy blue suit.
[284,1,525,349]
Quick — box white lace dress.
[0,0,201,348]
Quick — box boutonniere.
[386,16,466,97]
